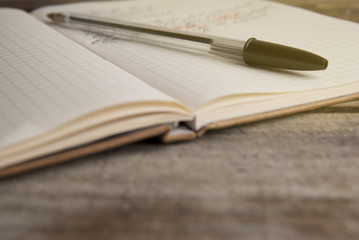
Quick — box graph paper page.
[0,9,179,149]
[33,0,359,109]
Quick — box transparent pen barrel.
[66,17,246,62]
[67,19,210,53]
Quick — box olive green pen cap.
[243,38,328,70]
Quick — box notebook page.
[32,0,359,109]
[0,9,181,149]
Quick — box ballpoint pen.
[47,12,328,70]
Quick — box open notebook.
[1,0,359,177]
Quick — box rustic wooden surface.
[1,0,359,239]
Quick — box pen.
[47,12,328,71]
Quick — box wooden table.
[1,1,359,239]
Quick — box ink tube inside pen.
[63,14,231,59]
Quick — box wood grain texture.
[1,1,359,239]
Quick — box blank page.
[0,9,177,149]
[33,0,359,109]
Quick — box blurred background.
[0,0,358,24]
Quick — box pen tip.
[47,13,65,23]
[47,13,55,20]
